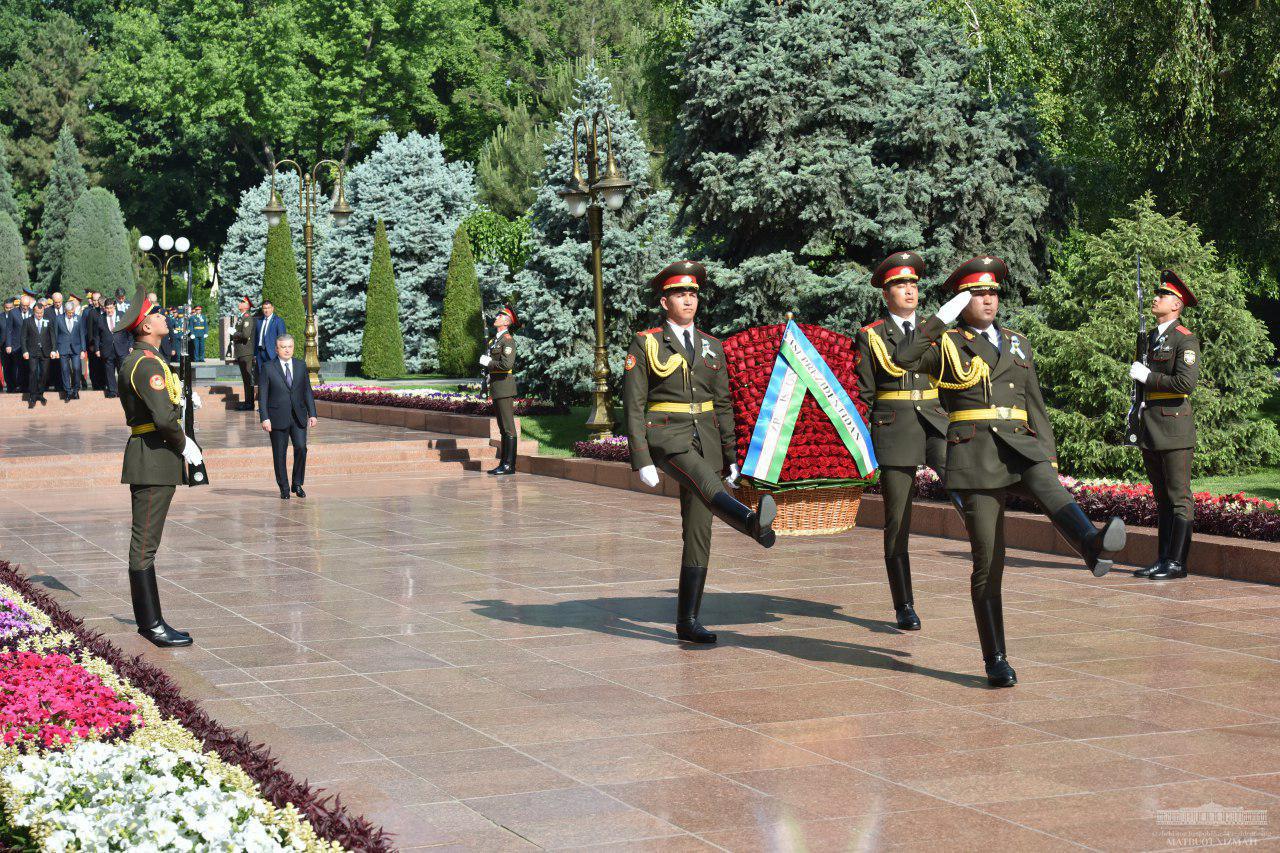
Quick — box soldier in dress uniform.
[624,260,778,645]
[856,252,959,630]
[894,256,1127,686]
[1130,270,1199,580]
[480,306,519,476]
[230,296,257,411]
[117,283,200,647]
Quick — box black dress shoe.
[292,485,306,498]
[985,654,1017,687]
[895,605,921,630]
[280,489,290,500]
[139,621,193,648]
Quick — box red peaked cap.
[1158,269,1197,308]
[871,251,924,288]
[943,256,1008,293]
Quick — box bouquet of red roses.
[723,322,874,488]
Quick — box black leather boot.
[885,555,921,630]
[129,569,192,647]
[709,491,776,547]
[487,436,509,474]
[973,597,1015,687]
[1134,511,1171,578]
[1049,503,1125,577]
[495,433,518,475]
[1149,517,1191,579]
[676,565,717,643]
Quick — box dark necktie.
[902,320,913,344]
[683,330,695,361]
[284,361,292,387]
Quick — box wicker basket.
[733,482,864,537]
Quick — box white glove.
[181,438,204,466]
[725,463,740,487]
[935,290,973,325]
[638,465,660,488]
[478,354,492,367]
[189,390,202,410]
[1129,362,1151,384]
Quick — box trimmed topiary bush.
[437,223,485,377]
[0,212,28,294]
[260,210,304,344]
[360,219,405,379]
[62,188,133,302]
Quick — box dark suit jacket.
[22,317,57,358]
[55,313,87,356]
[253,314,286,368]
[258,356,315,429]
[94,313,132,360]
[4,308,29,350]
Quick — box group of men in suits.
[2,288,138,406]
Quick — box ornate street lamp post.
[261,159,352,387]
[557,112,633,439]
[137,234,190,309]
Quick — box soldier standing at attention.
[230,296,257,411]
[1130,270,1199,580]
[118,284,202,647]
[856,252,958,631]
[624,261,778,645]
[895,256,1127,687]
[480,306,519,476]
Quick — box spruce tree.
[312,132,477,371]
[0,212,28,294]
[1027,194,1280,478]
[665,0,1061,331]
[0,136,20,225]
[35,126,89,292]
[361,219,406,379]
[514,65,684,402]
[61,188,132,301]
[261,211,306,346]
[437,223,485,376]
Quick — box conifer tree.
[437,223,485,377]
[0,136,20,225]
[35,126,88,292]
[61,187,132,301]
[361,219,406,379]
[261,211,306,345]
[0,212,27,294]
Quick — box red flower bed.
[0,651,141,751]
[722,323,872,483]
[314,388,567,416]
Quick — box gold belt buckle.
[690,403,698,415]
[910,389,922,401]
[995,406,1012,419]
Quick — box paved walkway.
[4,466,1280,850]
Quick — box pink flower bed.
[315,385,565,416]
[0,651,141,751]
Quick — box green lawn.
[520,406,623,458]
[1193,467,1280,501]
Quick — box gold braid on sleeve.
[643,333,689,386]
[937,333,991,399]
[864,328,906,378]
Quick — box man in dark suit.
[258,334,316,499]
[5,290,34,393]
[22,302,57,406]
[54,299,87,399]
[94,300,130,398]
[83,291,104,390]
[253,300,286,375]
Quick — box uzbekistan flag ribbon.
[742,321,877,484]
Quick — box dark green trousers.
[129,484,176,575]
[1143,448,1194,520]
[958,460,1074,602]
[494,397,516,439]
[880,437,948,558]
[656,435,725,567]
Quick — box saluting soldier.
[480,306,520,475]
[894,256,1126,687]
[856,252,961,631]
[117,283,202,647]
[624,260,778,645]
[1130,270,1199,580]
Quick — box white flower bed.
[2,742,319,851]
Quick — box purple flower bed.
[0,596,39,641]
[573,436,630,462]
[0,561,393,851]
[314,387,566,416]
[868,469,1280,543]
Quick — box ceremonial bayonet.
[181,261,209,485]
[1124,252,1147,447]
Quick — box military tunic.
[487,331,518,439]
[231,312,256,407]
[624,324,736,566]
[1140,322,1199,519]
[855,315,950,559]
[895,317,1075,599]
[118,342,187,578]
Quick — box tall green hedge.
[361,218,405,378]
[0,212,28,294]
[437,223,485,377]
[261,211,305,347]
[62,188,133,301]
